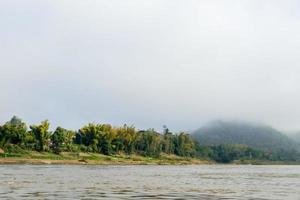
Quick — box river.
[0,165,299,199]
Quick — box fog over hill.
[287,132,300,143]
[192,120,300,152]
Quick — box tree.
[162,131,175,154]
[174,132,195,157]
[97,124,115,155]
[111,124,137,154]
[136,129,162,157]
[0,116,27,147]
[79,123,101,152]
[30,120,51,151]
[51,127,75,153]
[210,144,266,163]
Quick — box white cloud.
[1,0,300,131]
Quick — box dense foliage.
[0,116,299,163]
[0,116,195,158]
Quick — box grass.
[1,150,299,165]
[0,150,211,165]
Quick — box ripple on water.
[0,165,299,199]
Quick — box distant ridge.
[192,120,300,152]
[288,132,300,144]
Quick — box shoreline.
[1,157,299,165]
[1,151,299,165]
[0,157,212,165]
[0,151,212,165]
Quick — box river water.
[0,165,299,199]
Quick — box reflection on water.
[0,165,299,199]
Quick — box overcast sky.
[1,0,300,132]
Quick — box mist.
[1,0,300,131]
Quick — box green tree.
[0,116,27,147]
[79,123,101,152]
[51,126,75,153]
[162,132,175,154]
[112,125,137,154]
[97,124,115,155]
[174,132,195,157]
[30,120,51,151]
[136,129,162,157]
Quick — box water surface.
[0,165,299,199]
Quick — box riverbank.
[0,151,212,165]
[1,151,299,165]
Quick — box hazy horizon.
[1,0,300,132]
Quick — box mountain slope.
[288,132,300,143]
[192,120,300,152]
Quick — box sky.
[1,0,300,132]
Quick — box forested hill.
[192,120,300,152]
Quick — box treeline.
[195,144,299,163]
[0,116,195,157]
[0,116,298,163]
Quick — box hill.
[192,120,300,152]
[288,132,300,143]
